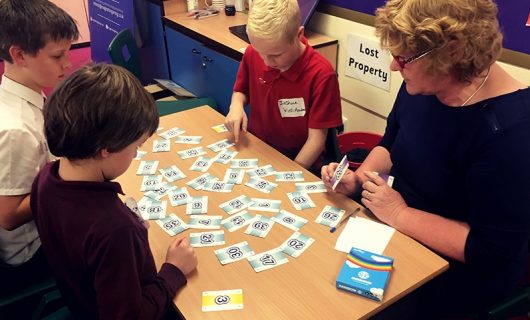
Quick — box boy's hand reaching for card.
[225,103,247,143]
[166,237,198,276]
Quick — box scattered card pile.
[131,121,363,313]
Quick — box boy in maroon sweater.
[31,63,197,319]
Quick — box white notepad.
[335,217,395,254]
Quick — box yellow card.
[202,289,244,312]
[211,124,228,133]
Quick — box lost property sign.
[345,33,391,91]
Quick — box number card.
[275,171,304,182]
[375,172,395,188]
[331,155,349,190]
[158,127,185,139]
[144,182,176,201]
[156,214,189,236]
[167,187,191,207]
[211,123,228,133]
[186,173,216,190]
[177,146,206,160]
[175,135,202,144]
[315,205,346,227]
[124,197,149,229]
[244,215,275,238]
[245,178,278,194]
[186,196,208,215]
[159,165,186,182]
[189,156,214,172]
[203,181,235,193]
[221,210,254,232]
[248,198,281,212]
[219,195,253,215]
[295,181,327,194]
[141,199,168,220]
[287,191,316,210]
[152,139,170,153]
[280,232,315,258]
[140,175,163,192]
[247,248,289,272]
[214,149,238,164]
[188,215,222,229]
[202,289,243,312]
[207,139,235,152]
[230,158,259,169]
[136,196,151,216]
[136,160,159,175]
[247,165,276,178]
[214,241,255,265]
[134,150,147,160]
[223,168,245,184]
[273,210,308,231]
[189,230,225,247]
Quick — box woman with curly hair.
[322,0,530,317]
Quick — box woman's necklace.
[460,68,491,107]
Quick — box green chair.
[480,287,530,320]
[108,28,218,116]
[107,29,142,81]
[32,289,72,320]
[0,275,57,319]
[156,98,218,117]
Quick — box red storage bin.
[337,132,382,169]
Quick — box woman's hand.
[321,163,359,196]
[361,171,407,226]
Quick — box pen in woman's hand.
[330,207,361,233]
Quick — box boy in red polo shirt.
[224,0,342,170]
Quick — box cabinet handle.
[191,48,201,54]
[202,56,213,63]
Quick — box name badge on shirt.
[278,98,306,118]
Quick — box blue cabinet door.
[197,45,240,115]
[165,28,240,115]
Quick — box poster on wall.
[344,33,391,91]
[88,0,135,63]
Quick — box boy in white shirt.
[0,0,78,295]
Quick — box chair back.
[155,98,218,117]
[107,28,142,80]
[322,127,342,165]
[337,131,382,169]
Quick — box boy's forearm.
[294,128,327,169]
[230,92,247,111]
[0,194,32,231]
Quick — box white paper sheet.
[334,217,395,254]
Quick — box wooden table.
[117,106,448,320]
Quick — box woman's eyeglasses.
[392,48,435,69]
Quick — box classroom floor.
[0,45,92,96]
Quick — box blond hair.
[374,0,502,82]
[247,0,301,42]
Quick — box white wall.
[308,12,530,134]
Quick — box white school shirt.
[0,75,53,266]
